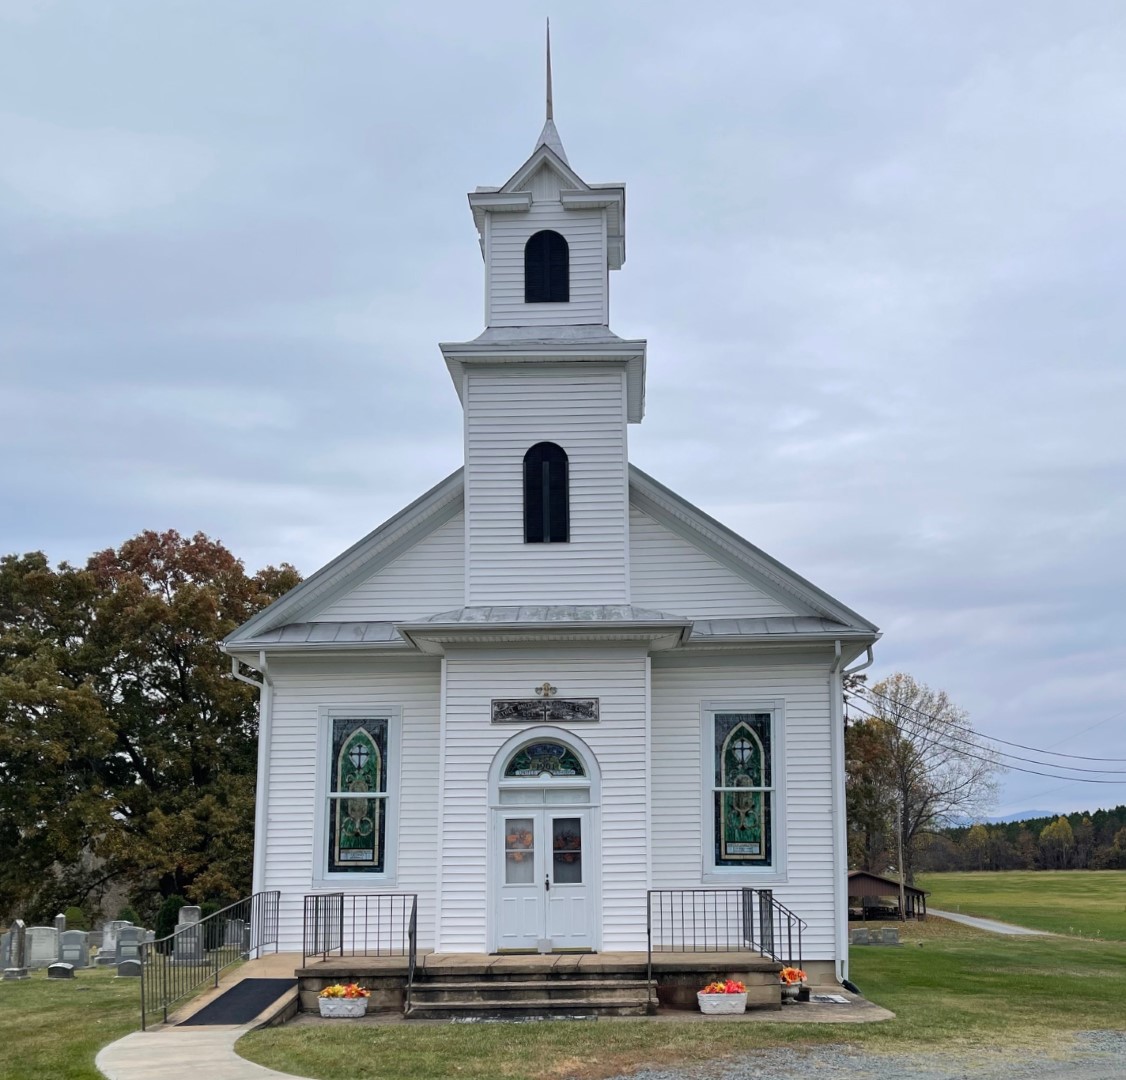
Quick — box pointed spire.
[546,18,554,122]
[534,18,569,165]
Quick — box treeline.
[917,807,1126,872]
[0,531,300,926]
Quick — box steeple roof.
[533,20,569,165]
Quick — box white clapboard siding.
[464,369,630,605]
[628,507,798,618]
[261,655,442,952]
[488,192,606,327]
[440,650,649,951]
[310,512,465,622]
[649,650,837,959]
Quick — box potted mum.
[697,978,748,1014]
[318,982,371,1018]
[779,966,806,1003]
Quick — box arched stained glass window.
[712,712,772,866]
[328,718,388,873]
[524,229,569,303]
[504,741,586,778]
[523,442,569,543]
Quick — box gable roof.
[224,465,878,653]
[222,468,463,650]
[628,465,879,634]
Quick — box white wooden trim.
[312,704,402,888]
[435,658,448,950]
[699,698,788,884]
[485,726,603,953]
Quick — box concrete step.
[406,996,651,1021]
[411,978,654,1003]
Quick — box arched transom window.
[524,229,570,303]
[523,442,569,543]
[504,741,587,779]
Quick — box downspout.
[830,644,875,984]
[829,641,847,984]
[229,651,273,899]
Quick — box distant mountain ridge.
[980,810,1058,824]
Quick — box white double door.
[494,807,595,951]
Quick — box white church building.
[224,63,879,994]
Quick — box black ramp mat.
[179,978,296,1025]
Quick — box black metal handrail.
[140,890,280,1029]
[646,888,806,1003]
[302,892,418,1014]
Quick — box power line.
[845,698,1126,785]
[853,684,1126,764]
[850,689,1126,775]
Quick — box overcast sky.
[2,1,1124,817]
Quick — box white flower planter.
[697,991,748,1015]
[318,997,368,1018]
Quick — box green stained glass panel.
[714,713,772,866]
[504,741,586,778]
[329,717,387,874]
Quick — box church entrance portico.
[488,730,600,953]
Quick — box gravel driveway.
[605,1032,1126,1080]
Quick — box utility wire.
[845,698,1126,785]
[849,689,1126,775]
[853,685,1126,764]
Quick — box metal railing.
[302,893,418,1013]
[646,888,805,998]
[140,890,280,1029]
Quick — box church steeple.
[533,19,569,165]
[439,30,647,605]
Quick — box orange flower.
[779,967,806,985]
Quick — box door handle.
[544,875,550,892]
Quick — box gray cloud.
[2,0,1123,815]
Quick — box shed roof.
[847,870,927,898]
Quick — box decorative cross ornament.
[534,682,557,697]
[732,737,753,768]
[348,744,371,769]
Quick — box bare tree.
[862,673,1001,884]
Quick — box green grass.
[238,932,1126,1080]
[917,869,1126,939]
[0,966,139,1080]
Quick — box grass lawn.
[918,869,1126,939]
[238,930,1126,1080]
[0,966,139,1080]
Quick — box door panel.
[494,808,595,951]
[497,815,542,950]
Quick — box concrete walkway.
[94,953,892,1080]
[930,908,1051,935]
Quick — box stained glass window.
[504,741,586,778]
[327,717,388,874]
[713,712,772,866]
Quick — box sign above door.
[491,699,599,723]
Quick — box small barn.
[847,871,928,920]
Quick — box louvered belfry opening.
[523,442,569,543]
[524,229,570,303]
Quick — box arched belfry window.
[524,230,569,303]
[523,442,569,543]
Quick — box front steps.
[298,951,783,1019]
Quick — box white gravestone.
[96,921,131,966]
[59,930,90,968]
[26,926,59,970]
[172,907,204,965]
[3,921,28,980]
[115,926,142,964]
[53,913,66,933]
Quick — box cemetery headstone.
[26,926,59,970]
[172,906,205,965]
[3,920,28,980]
[877,927,901,946]
[47,962,75,979]
[848,928,870,945]
[59,930,90,968]
[95,922,130,966]
[54,913,66,933]
[116,926,142,965]
[116,959,141,978]
[0,931,10,969]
